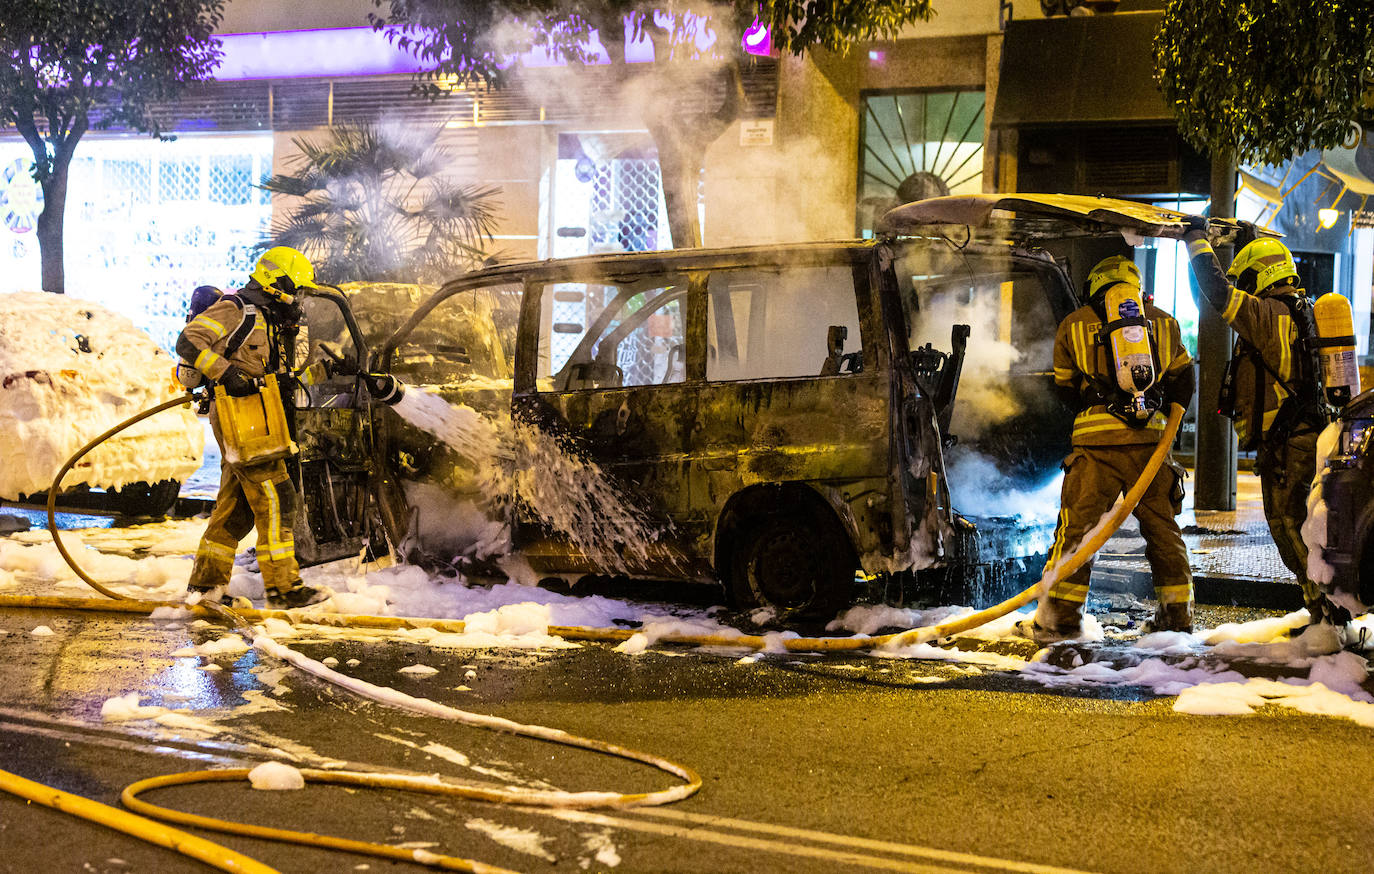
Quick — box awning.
[991,12,1172,128]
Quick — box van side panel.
[691,374,894,569]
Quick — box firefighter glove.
[1235,223,1257,249]
[218,366,259,398]
[1181,214,1208,235]
[318,344,360,378]
[1162,364,1197,408]
[363,372,404,405]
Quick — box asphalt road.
[0,603,1371,874]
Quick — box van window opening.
[537,274,689,391]
[705,264,863,382]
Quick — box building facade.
[1,0,1370,367]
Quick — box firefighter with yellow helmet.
[176,246,336,608]
[1182,223,1356,631]
[1016,255,1196,644]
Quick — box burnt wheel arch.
[715,484,858,620]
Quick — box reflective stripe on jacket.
[1053,301,1193,446]
[1186,236,1302,445]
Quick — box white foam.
[248,761,306,790]
[464,818,556,862]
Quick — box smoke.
[943,447,1063,525]
[907,283,1026,438]
[896,259,1065,525]
[471,4,859,250]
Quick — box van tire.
[109,479,181,518]
[728,510,853,620]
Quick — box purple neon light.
[215,21,770,81]
[217,28,426,80]
[742,21,772,56]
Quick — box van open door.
[877,193,1252,245]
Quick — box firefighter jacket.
[1184,233,1322,447]
[1054,301,1194,446]
[175,287,327,453]
[176,287,327,386]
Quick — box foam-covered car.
[1314,397,1374,613]
[0,291,204,515]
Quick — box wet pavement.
[1093,471,1303,608]
[1,603,1372,874]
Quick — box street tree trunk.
[645,119,707,249]
[17,117,84,294]
[641,60,747,250]
[36,155,71,293]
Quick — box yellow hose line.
[121,770,520,874]
[9,398,1180,873]
[45,392,198,602]
[0,765,277,874]
[0,397,1180,657]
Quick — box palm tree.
[259,122,501,283]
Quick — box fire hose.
[0,395,1184,871]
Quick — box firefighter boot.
[1142,601,1194,634]
[266,583,330,610]
[1014,597,1084,645]
[1286,594,1354,637]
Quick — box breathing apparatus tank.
[1313,292,1361,407]
[1089,256,1158,424]
[214,372,298,466]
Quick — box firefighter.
[177,246,333,609]
[1181,223,1350,630]
[1016,256,1196,644]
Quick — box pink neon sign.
[215,21,772,81]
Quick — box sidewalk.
[1090,470,1304,610]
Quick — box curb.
[1092,566,1304,611]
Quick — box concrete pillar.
[1194,151,1237,511]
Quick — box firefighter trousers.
[1042,443,1193,629]
[1256,428,1321,606]
[188,457,300,595]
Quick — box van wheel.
[109,479,180,518]
[729,511,853,620]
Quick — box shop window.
[856,90,985,238]
[551,133,673,259]
[538,274,689,390]
[102,159,152,204]
[159,158,201,202]
[706,265,862,381]
[209,154,254,205]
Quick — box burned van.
[331,195,1233,617]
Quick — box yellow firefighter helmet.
[1227,238,1298,295]
[1086,255,1141,300]
[250,246,317,303]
